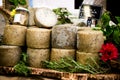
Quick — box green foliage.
[42,57,107,74]
[9,0,26,7]
[13,52,31,76]
[97,11,120,51]
[53,8,72,24]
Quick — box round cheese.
[34,7,57,28]
[0,45,22,66]
[76,51,99,65]
[26,27,51,49]
[3,25,27,46]
[77,30,104,53]
[27,48,50,68]
[52,24,78,49]
[50,48,76,62]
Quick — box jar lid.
[16,7,29,12]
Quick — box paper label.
[13,14,21,23]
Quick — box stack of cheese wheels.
[26,27,51,68]
[51,24,77,62]
[34,7,57,28]
[77,30,104,53]
[3,25,27,46]
[76,29,104,65]
[0,45,22,66]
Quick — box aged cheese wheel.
[50,48,76,62]
[77,27,92,31]
[52,24,78,49]
[27,48,50,68]
[28,7,36,26]
[76,51,99,65]
[3,25,27,46]
[77,30,104,53]
[0,45,22,66]
[34,7,57,28]
[26,27,51,49]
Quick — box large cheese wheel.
[77,30,104,53]
[34,7,57,28]
[52,24,78,49]
[3,25,27,46]
[76,51,99,65]
[27,48,50,68]
[26,27,51,49]
[0,45,22,66]
[50,48,76,62]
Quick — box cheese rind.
[27,48,50,68]
[3,25,27,46]
[0,45,22,66]
[50,48,76,62]
[26,27,51,49]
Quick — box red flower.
[99,43,118,62]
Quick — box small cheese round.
[34,7,57,28]
[0,45,22,66]
[77,30,104,53]
[50,48,76,62]
[52,24,78,49]
[27,48,50,68]
[3,25,27,46]
[76,51,99,65]
[26,27,51,49]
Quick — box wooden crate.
[0,66,120,80]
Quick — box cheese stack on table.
[51,24,78,62]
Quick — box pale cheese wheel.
[3,25,27,46]
[27,48,50,68]
[34,7,57,28]
[35,7,57,28]
[52,24,78,49]
[0,45,22,66]
[76,51,99,65]
[77,30,104,53]
[26,27,51,49]
[50,48,76,62]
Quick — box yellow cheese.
[50,48,76,62]
[26,27,51,49]
[27,48,50,68]
[3,25,27,46]
[77,30,104,53]
[0,45,22,66]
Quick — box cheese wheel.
[0,45,22,66]
[52,24,78,49]
[50,48,75,62]
[76,51,99,65]
[34,7,57,28]
[3,25,27,46]
[77,27,92,31]
[28,7,36,26]
[77,30,104,53]
[26,27,51,49]
[27,48,50,68]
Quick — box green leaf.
[18,0,26,5]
